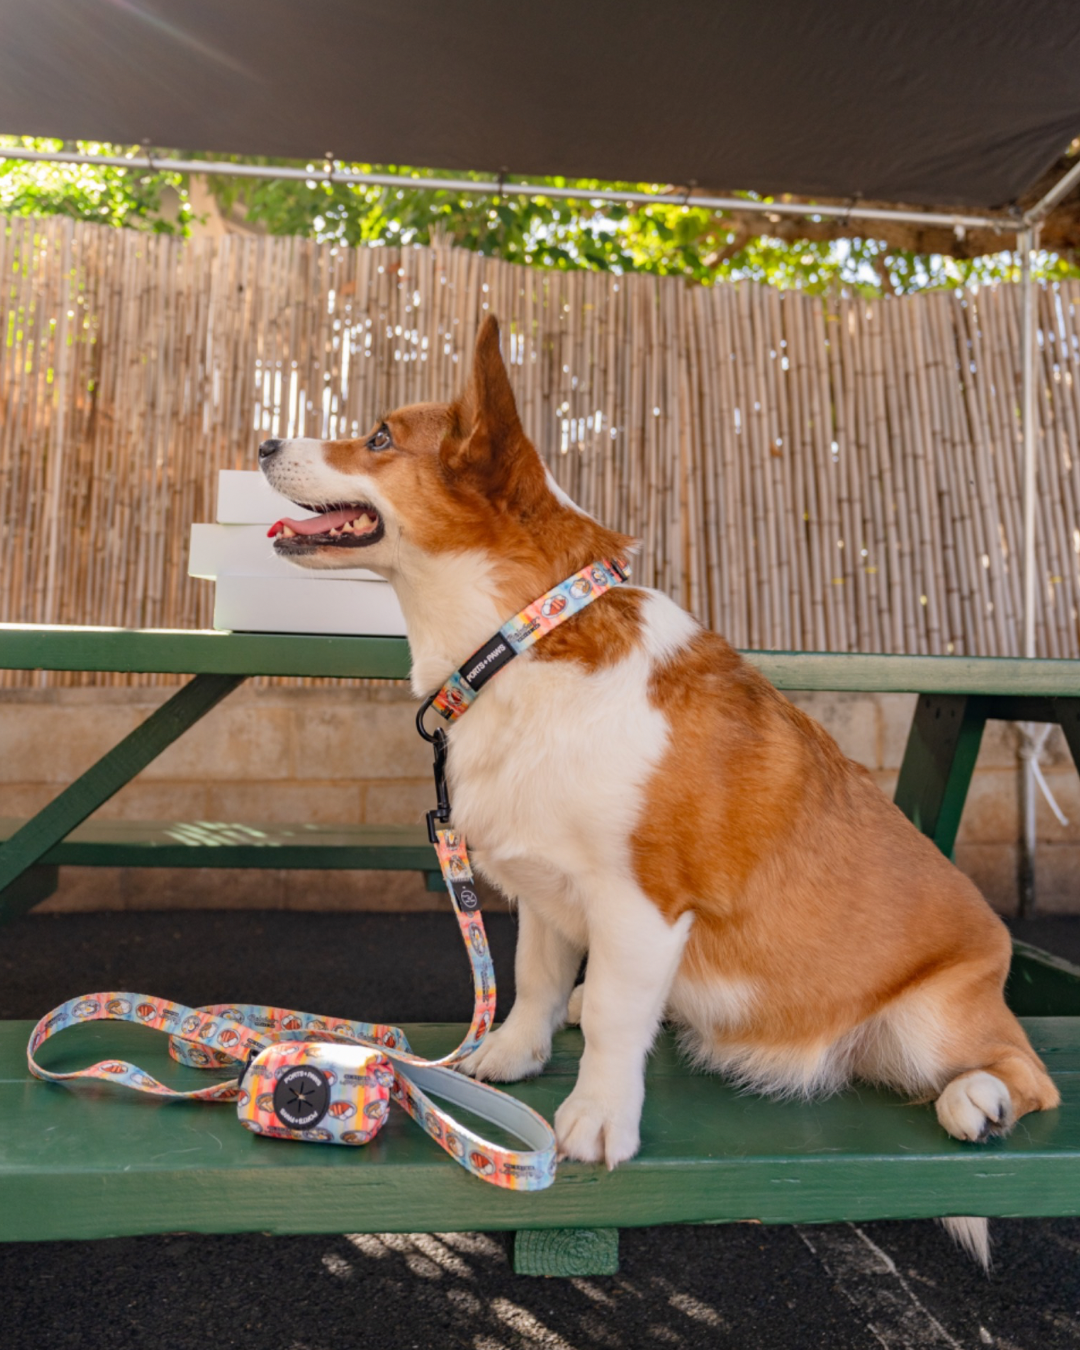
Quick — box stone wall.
[1,684,440,912]
[2,685,1078,915]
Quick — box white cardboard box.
[188,524,380,582]
[216,469,301,525]
[190,470,406,636]
[212,575,406,637]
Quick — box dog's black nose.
[259,438,284,460]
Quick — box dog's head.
[259,317,631,613]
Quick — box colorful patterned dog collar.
[431,557,631,721]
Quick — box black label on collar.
[460,633,516,691]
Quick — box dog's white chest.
[444,648,668,903]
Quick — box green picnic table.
[2,623,1080,1277]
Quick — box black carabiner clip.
[425,728,452,844]
[417,696,452,843]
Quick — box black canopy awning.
[1,0,1079,209]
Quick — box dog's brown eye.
[368,424,391,451]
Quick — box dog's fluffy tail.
[939,1216,990,1269]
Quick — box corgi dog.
[260,316,1058,1264]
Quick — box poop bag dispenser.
[237,1040,394,1144]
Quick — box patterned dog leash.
[27,833,553,1189]
[28,556,631,1190]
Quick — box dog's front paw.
[554,1087,641,1169]
[459,1024,551,1083]
[936,1071,1015,1141]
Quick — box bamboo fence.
[2,215,1080,687]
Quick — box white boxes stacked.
[189,471,406,636]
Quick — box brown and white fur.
[260,317,1059,1266]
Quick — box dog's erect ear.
[461,316,522,444]
[443,317,542,503]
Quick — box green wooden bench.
[0,817,444,905]
[3,623,1080,1276]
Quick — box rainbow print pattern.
[26,992,262,1101]
[237,1040,392,1146]
[432,557,631,720]
[26,820,553,1191]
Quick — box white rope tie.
[1020,723,1068,827]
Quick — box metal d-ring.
[416,694,440,744]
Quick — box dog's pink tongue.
[267,507,357,539]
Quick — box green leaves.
[0,137,191,234]
[1,137,1074,295]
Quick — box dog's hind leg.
[933,1021,1059,1268]
[460,897,583,1083]
[934,1035,1060,1142]
[857,967,1060,1268]
[917,969,1060,1140]
[857,950,1061,1142]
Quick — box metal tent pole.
[0,146,1017,234]
[1013,153,1077,919]
[1018,225,1040,918]
[1021,229,1038,662]
[1022,155,1080,228]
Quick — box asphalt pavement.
[3,908,1080,1350]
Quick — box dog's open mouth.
[267,503,384,551]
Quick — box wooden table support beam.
[0,673,245,924]
[512,1228,619,1277]
[893,695,986,856]
[894,692,1080,861]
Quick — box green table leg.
[0,865,58,913]
[0,673,245,924]
[1051,698,1080,778]
[1007,940,1080,1015]
[893,694,986,857]
[512,1228,619,1277]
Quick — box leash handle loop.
[26,994,267,1101]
